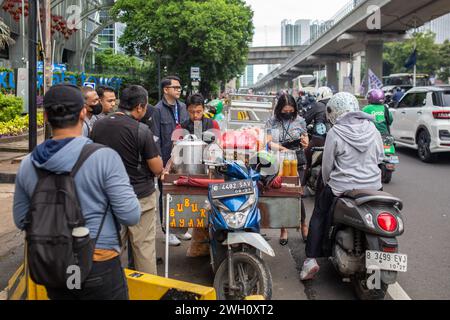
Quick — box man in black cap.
[13,83,141,300]
[91,85,164,275]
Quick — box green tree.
[112,0,254,96]
[95,48,142,69]
[437,40,450,82]
[383,31,441,76]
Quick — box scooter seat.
[342,189,403,210]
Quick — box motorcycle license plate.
[210,179,253,199]
[366,250,407,272]
[386,156,399,164]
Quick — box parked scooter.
[305,146,324,196]
[380,135,399,184]
[325,190,406,300]
[206,158,275,300]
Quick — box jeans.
[305,185,336,258]
[46,256,128,300]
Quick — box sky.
[245,0,350,46]
[244,0,350,79]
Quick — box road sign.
[190,67,200,80]
[191,81,200,87]
[83,82,96,89]
[16,68,29,113]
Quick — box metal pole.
[43,0,52,140]
[158,53,161,101]
[28,0,38,152]
[165,194,172,278]
[21,0,26,65]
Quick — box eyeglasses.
[166,86,182,91]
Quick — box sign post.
[190,67,200,93]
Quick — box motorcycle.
[305,146,324,197]
[206,160,275,300]
[325,190,406,300]
[381,135,399,184]
[304,123,327,197]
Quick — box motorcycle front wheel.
[213,251,272,300]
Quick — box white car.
[390,86,450,162]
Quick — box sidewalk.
[0,135,44,184]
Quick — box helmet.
[249,151,279,177]
[367,89,385,105]
[316,86,333,102]
[326,92,360,125]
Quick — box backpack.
[25,143,109,289]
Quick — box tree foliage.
[95,48,142,69]
[112,0,254,96]
[0,18,14,50]
[383,31,450,82]
[438,40,450,82]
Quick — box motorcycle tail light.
[382,246,397,253]
[377,212,398,232]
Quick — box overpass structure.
[247,46,307,65]
[252,0,450,93]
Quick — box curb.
[0,128,44,144]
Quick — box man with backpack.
[13,83,141,300]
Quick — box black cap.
[43,83,84,114]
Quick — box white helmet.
[326,92,360,125]
[316,86,333,102]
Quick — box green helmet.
[209,99,224,115]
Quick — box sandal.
[279,238,289,246]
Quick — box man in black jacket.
[152,76,191,246]
[302,87,333,186]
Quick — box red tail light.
[382,246,397,253]
[433,110,450,119]
[377,213,398,232]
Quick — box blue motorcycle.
[207,160,275,300]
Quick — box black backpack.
[25,143,109,289]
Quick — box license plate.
[385,156,399,164]
[210,179,254,199]
[366,250,407,272]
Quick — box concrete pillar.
[326,62,338,92]
[366,41,383,80]
[339,61,350,92]
[352,53,362,96]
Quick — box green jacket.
[362,104,393,136]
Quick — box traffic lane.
[383,147,450,300]
[289,197,359,300]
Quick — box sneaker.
[165,233,181,246]
[176,231,192,241]
[300,258,320,281]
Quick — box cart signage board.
[166,195,208,229]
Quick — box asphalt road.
[294,147,450,300]
[1,147,449,300]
